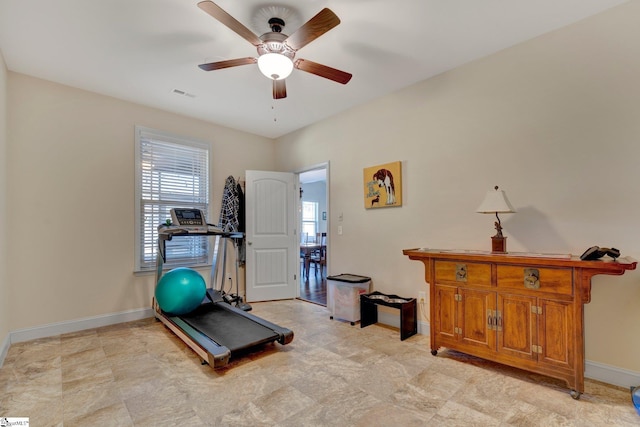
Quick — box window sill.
[134,263,212,276]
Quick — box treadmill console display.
[170,208,208,232]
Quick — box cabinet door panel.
[539,299,574,369]
[434,284,457,344]
[458,288,496,351]
[497,293,537,361]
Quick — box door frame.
[296,161,330,293]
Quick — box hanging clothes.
[218,176,239,232]
[237,179,245,233]
[217,175,246,266]
[235,180,246,264]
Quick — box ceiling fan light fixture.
[258,53,293,80]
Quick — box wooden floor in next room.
[299,264,326,306]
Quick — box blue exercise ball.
[155,267,206,315]
[632,385,640,415]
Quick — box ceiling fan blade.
[198,57,257,71]
[294,59,352,84]
[284,8,340,51]
[197,1,262,46]
[273,79,287,99]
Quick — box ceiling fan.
[197,1,352,99]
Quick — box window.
[301,201,318,242]
[135,126,210,271]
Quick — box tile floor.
[1,299,638,426]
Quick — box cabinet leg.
[569,390,581,400]
[431,349,438,356]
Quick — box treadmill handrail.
[155,225,244,286]
[156,225,243,263]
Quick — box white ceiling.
[0,0,626,139]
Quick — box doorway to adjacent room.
[298,165,328,306]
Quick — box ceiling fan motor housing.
[268,17,285,32]
[258,31,295,60]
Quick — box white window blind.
[301,201,318,242]
[135,126,210,271]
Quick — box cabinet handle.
[524,268,540,289]
[487,310,502,331]
[456,264,467,282]
[487,309,494,330]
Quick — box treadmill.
[153,219,293,368]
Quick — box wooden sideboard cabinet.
[403,248,637,399]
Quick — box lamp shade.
[257,53,293,80]
[476,186,516,214]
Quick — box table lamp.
[476,186,516,253]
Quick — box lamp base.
[491,236,507,253]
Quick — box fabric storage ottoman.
[327,274,372,325]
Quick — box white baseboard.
[417,320,430,336]
[376,314,639,389]
[10,307,154,344]
[377,311,430,337]
[0,333,9,367]
[585,360,640,389]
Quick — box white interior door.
[245,170,297,301]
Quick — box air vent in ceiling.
[172,88,196,98]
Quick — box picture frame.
[363,161,402,209]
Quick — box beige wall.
[276,2,640,372]
[6,73,275,330]
[0,51,8,346]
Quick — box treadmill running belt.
[180,304,280,353]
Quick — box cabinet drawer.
[496,265,572,296]
[435,261,492,287]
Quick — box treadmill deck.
[181,303,280,352]
[154,298,294,368]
